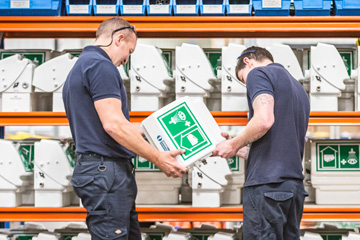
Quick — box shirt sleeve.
[84,61,123,102]
[246,68,274,104]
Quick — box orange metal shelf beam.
[0,111,359,126]
[1,206,360,222]
[1,16,360,38]
[0,112,68,126]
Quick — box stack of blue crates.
[120,0,146,15]
[334,0,360,16]
[253,0,291,16]
[65,0,93,15]
[0,0,64,16]
[226,0,252,16]
[93,0,120,15]
[173,0,200,16]
[146,0,173,16]
[294,0,331,16]
[200,0,226,16]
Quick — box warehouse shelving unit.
[0,16,360,223]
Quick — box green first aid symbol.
[158,102,212,161]
[317,143,360,171]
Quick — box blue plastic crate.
[294,0,331,16]
[65,0,93,15]
[200,0,226,16]
[173,0,200,15]
[226,0,252,16]
[146,0,173,16]
[334,0,360,16]
[120,0,146,15]
[0,0,64,16]
[93,0,120,15]
[253,0,290,16]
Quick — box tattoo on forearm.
[244,136,261,146]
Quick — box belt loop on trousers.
[98,156,107,172]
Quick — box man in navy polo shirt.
[63,17,187,240]
[213,46,310,239]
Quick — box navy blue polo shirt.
[63,46,135,159]
[245,63,310,187]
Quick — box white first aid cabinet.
[141,96,224,167]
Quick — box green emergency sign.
[1,52,46,65]
[316,143,360,171]
[131,155,159,172]
[17,142,35,173]
[227,156,240,171]
[157,102,212,162]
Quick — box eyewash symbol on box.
[157,102,212,161]
[317,143,360,171]
[157,135,170,151]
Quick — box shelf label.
[69,5,89,14]
[229,5,249,14]
[203,5,222,13]
[262,0,282,8]
[316,142,360,171]
[176,5,196,13]
[149,5,169,13]
[123,5,143,13]
[96,5,117,14]
[10,0,30,8]
[157,102,212,162]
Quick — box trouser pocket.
[87,209,128,240]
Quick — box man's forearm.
[108,120,161,165]
[237,146,250,160]
[231,116,271,151]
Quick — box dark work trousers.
[71,153,141,240]
[243,180,307,240]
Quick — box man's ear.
[243,57,250,65]
[115,33,126,46]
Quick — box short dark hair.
[96,17,133,40]
[235,46,274,76]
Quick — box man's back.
[245,63,310,187]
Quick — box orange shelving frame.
[0,16,360,38]
[1,206,360,222]
[0,111,359,126]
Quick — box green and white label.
[131,156,159,172]
[157,102,212,162]
[17,142,35,172]
[316,142,360,171]
[65,142,76,168]
[339,51,354,77]
[1,52,46,65]
[227,156,239,171]
[205,50,221,76]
